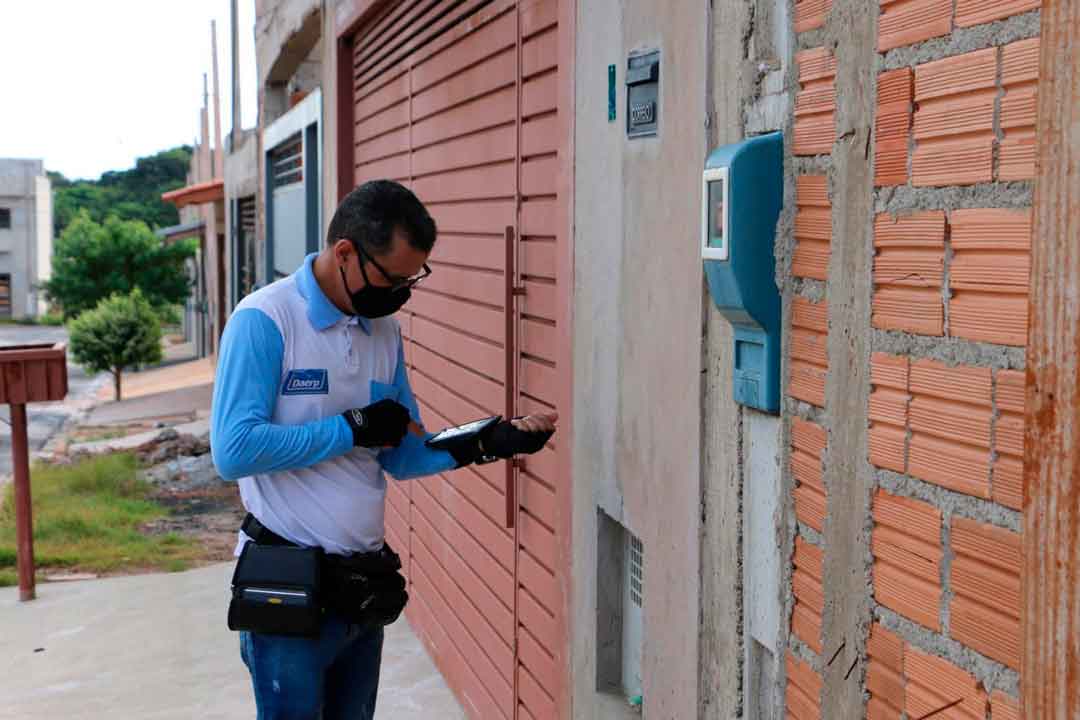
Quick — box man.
[210,180,556,720]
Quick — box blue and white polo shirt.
[210,253,456,555]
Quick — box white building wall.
[0,159,50,318]
[34,174,52,315]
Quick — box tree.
[68,290,163,401]
[42,212,196,319]
[50,145,192,236]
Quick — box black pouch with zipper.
[322,542,409,630]
[227,541,324,637]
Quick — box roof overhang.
[155,220,206,241]
[161,179,224,208]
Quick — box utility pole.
[230,0,241,150]
[201,73,211,182]
[211,20,224,178]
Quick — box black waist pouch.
[323,543,408,630]
[227,542,324,637]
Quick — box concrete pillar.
[571,2,707,718]
[818,0,878,716]
[699,1,794,717]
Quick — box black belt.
[240,513,400,570]
[241,513,298,548]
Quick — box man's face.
[336,228,430,292]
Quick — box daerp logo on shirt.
[281,369,330,396]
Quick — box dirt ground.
[142,482,246,565]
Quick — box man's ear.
[331,238,354,265]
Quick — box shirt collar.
[295,253,371,334]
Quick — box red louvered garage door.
[344,2,568,717]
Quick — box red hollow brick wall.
[786,0,1039,716]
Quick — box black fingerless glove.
[446,419,554,468]
[481,420,553,458]
[343,399,411,448]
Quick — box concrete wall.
[253,0,325,289]
[256,0,322,92]
[225,130,259,199]
[697,2,799,719]
[34,174,52,315]
[0,159,50,318]
[571,2,708,717]
[289,37,323,98]
[256,2,323,130]
[224,129,258,311]
[202,200,225,354]
[571,1,806,716]
[321,0,341,228]
[0,195,30,317]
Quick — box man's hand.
[509,413,558,434]
[343,399,415,448]
[480,412,558,459]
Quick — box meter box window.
[701,132,784,414]
[702,168,729,260]
[626,50,659,138]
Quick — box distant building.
[162,77,226,359]
[0,158,52,319]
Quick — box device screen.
[426,416,501,447]
[708,177,725,249]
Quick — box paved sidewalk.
[83,357,215,427]
[3,345,464,719]
[0,564,464,719]
[84,383,214,426]
[67,418,210,457]
[94,356,215,404]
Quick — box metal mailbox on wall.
[626,50,659,138]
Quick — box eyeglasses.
[354,242,432,292]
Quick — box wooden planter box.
[0,343,69,404]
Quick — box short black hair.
[326,180,437,255]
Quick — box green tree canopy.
[42,212,196,319]
[50,146,192,235]
[68,289,164,401]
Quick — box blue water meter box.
[701,132,784,414]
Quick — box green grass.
[77,429,128,443]
[0,314,64,326]
[0,454,202,586]
[39,313,65,326]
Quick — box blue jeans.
[240,615,384,720]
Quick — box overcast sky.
[1,1,258,181]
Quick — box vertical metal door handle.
[504,225,517,529]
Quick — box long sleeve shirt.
[210,253,456,555]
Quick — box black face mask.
[340,266,411,319]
